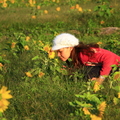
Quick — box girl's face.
[56,47,73,61]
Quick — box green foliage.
[104,38,120,55]
[69,72,120,119]
[0,0,120,120]
[0,56,10,65]
[94,1,113,18]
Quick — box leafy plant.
[104,38,120,55]
[94,1,113,18]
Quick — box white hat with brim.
[52,33,79,51]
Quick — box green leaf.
[113,97,119,105]
[32,55,39,60]
[69,102,76,107]
[4,59,10,63]
[94,6,99,11]
[0,112,2,117]
[99,11,104,16]
[106,9,111,16]
[86,93,101,104]
[75,100,93,108]
[112,86,120,92]
[1,118,7,120]
[75,94,86,99]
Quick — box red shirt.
[79,48,120,76]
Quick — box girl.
[51,33,120,84]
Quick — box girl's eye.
[58,50,62,53]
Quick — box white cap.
[52,33,79,50]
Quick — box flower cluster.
[43,45,55,59]
[0,86,13,113]
[38,72,45,78]
[83,101,106,120]
[93,81,100,92]
[25,72,32,77]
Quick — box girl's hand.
[91,77,105,85]
[91,77,97,80]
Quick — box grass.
[0,0,120,120]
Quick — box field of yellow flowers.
[0,0,120,120]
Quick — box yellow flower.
[83,107,91,115]
[29,0,32,4]
[29,0,36,6]
[33,40,36,44]
[25,72,32,77]
[43,45,50,53]
[0,99,9,113]
[118,92,120,98]
[113,71,120,80]
[70,6,75,9]
[0,86,13,112]
[98,101,106,117]
[48,50,55,59]
[78,7,83,12]
[90,114,102,120]
[39,41,44,46]
[0,86,13,99]
[93,81,100,92]
[0,63,3,67]
[26,36,30,41]
[56,0,59,3]
[24,45,29,50]
[100,20,105,24]
[29,0,35,6]
[97,42,102,45]
[11,42,16,48]
[2,2,7,8]
[31,15,36,19]
[33,0,36,4]
[88,9,91,12]
[0,0,3,3]
[10,0,15,4]
[38,72,45,78]
[56,7,60,11]
[75,4,79,9]
[44,10,48,14]
[37,5,40,9]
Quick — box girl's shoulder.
[91,47,112,54]
[95,48,120,58]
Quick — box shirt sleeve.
[100,53,115,76]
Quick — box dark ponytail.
[70,42,99,68]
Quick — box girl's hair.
[70,42,99,68]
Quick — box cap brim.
[52,45,69,51]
